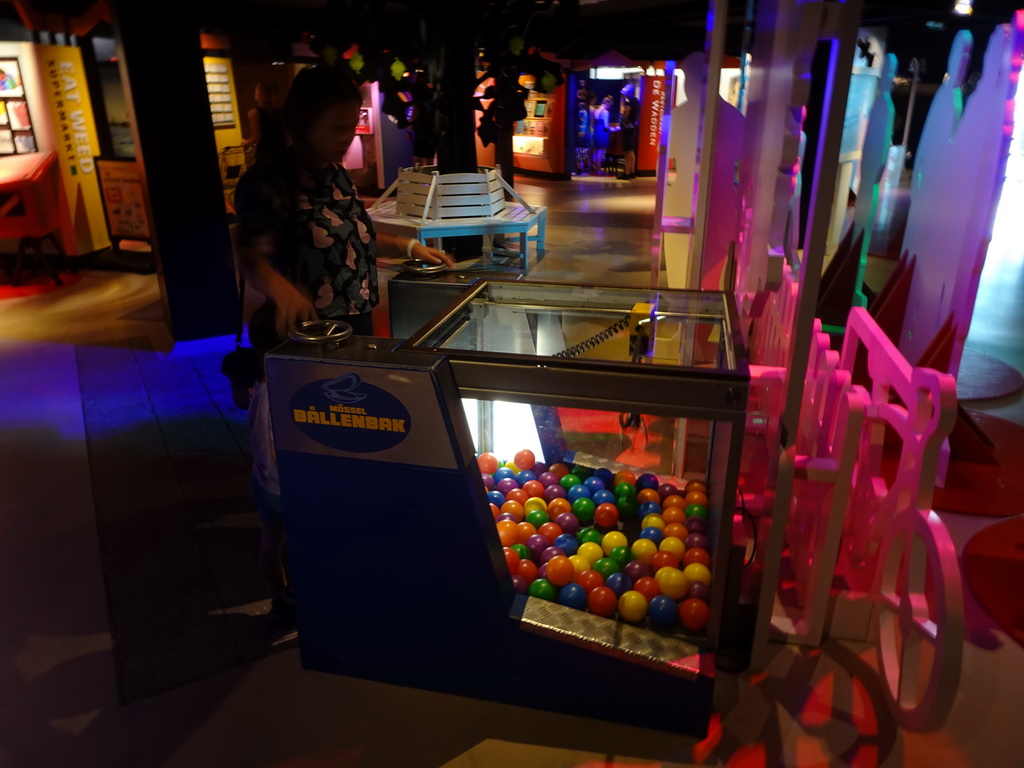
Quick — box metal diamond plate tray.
[520,597,710,681]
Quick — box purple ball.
[496,477,520,495]
[495,512,518,523]
[624,560,652,582]
[537,472,558,487]
[686,581,711,602]
[512,575,528,594]
[657,482,677,500]
[482,473,495,491]
[540,546,566,563]
[526,534,550,561]
[554,512,580,534]
[532,462,549,476]
[543,484,568,502]
[538,563,548,579]
[685,516,708,535]
[685,533,710,551]
[636,473,660,490]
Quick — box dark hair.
[282,65,363,142]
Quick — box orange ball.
[497,520,518,547]
[662,494,686,509]
[501,500,525,521]
[545,555,575,586]
[685,491,709,507]
[522,480,545,498]
[518,559,538,583]
[515,521,537,544]
[685,480,708,495]
[503,547,519,574]
[490,503,501,520]
[549,463,570,478]
[664,522,689,540]
[538,522,564,542]
[679,597,710,631]
[547,497,572,517]
[614,470,637,486]
[651,550,681,573]
[662,506,686,525]
[576,569,605,592]
[505,488,529,505]
[637,488,661,504]
[477,452,500,474]
[595,502,620,528]
[683,547,712,567]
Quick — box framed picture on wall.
[0,130,14,154]
[0,59,24,98]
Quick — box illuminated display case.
[266,280,750,736]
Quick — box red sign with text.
[637,76,668,173]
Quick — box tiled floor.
[1,176,1023,767]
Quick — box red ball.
[490,503,501,520]
[477,453,500,474]
[594,502,620,528]
[634,576,662,601]
[679,598,710,631]
[514,449,536,470]
[651,550,681,573]
[683,547,711,567]
[538,522,564,542]
[503,547,519,574]
[576,569,605,592]
[505,488,530,505]
[522,480,545,499]
[587,586,618,617]
[518,559,539,583]
[548,462,570,478]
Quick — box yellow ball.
[602,530,629,555]
[569,554,590,575]
[523,497,548,514]
[655,565,689,599]
[631,537,658,565]
[577,541,604,566]
[504,461,520,474]
[659,535,686,560]
[618,590,649,622]
[641,513,666,531]
[683,562,712,586]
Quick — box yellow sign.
[37,44,110,255]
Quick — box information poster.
[0,58,38,156]
[638,75,668,173]
[204,57,237,128]
[97,159,150,240]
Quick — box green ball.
[614,482,637,498]
[609,545,636,567]
[571,464,593,480]
[685,503,708,519]
[528,578,557,601]
[593,557,621,578]
[559,473,582,491]
[511,543,532,561]
[616,495,639,518]
[572,497,596,523]
[578,527,603,545]
[525,509,550,528]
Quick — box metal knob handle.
[289,319,353,345]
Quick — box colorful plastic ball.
[501,500,525,521]
[537,472,558,487]
[594,503,620,528]
[679,598,710,631]
[659,536,687,560]
[631,538,658,565]
[512,574,528,594]
[477,452,500,474]
[601,530,628,555]
[553,533,580,555]
[522,480,546,499]
[624,560,651,582]
[664,522,689,540]
[583,476,606,494]
[657,483,678,500]
[545,555,576,586]
[572,497,596,524]
[503,547,519,574]
[615,496,639,518]
[638,501,663,519]
[686,581,711,602]
[614,482,637,498]
[613,470,637,486]
[685,503,708,519]
[568,554,590,576]
[514,470,536,486]
[641,513,666,531]
[637,488,661,505]
[685,491,709,508]
[482,473,496,491]
[497,520,518,547]
[547,497,572,517]
[577,569,605,592]
[514,449,536,470]
[567,484,592,503]
[655,566,690,599]
[532,461,548,476]
[510,543,531,561]
[594,467,615,486]
[496,477,519,495]
[651,550,681,574]
[490,503,501,519]
[504,461,520,474]
[537,562,548,580]
[649,594,680,626]
[543,484,568,503]
[577,541,604,566]
[685,516,708,535]
[523,497,548,515]
[571,464,593,480]
[636,473,660,490]
[518,559,538,583]
[588,586,618,617]
[592,557,621,579]
[538,522,563,543]
[684,533,710,551]
[618,590,649,622]
[684,480,708,495]
[525,509,550,528]
[683,547,711,568]
[487,490,506,508]
[640,526,665,545]
[495,512,517,524]
[592,489,616,506]
[554,512,580,535]
[528,578,557,601]
[577,527,603,545]
[605,572,633,597]
[540,546,567,565]
[683,562,712,586]
[662,506,686,525]
[609,545,636,569]
[559,474,581,492]
[634,576,662,601]
[526,534,550,561]
[557,582,588,610]
[494,466,515,481]
[505,488,529,505]
[515,521,538,545]
[662,494,686,510]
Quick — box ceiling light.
[954,0,973,16]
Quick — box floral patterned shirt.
[235,154,378,317]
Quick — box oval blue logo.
[288,374,412,452]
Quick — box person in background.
[242,82,287,164]
[574,84,594,175]
[615,82,640,180]
[591,95,613,175]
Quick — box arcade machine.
[266,279,752,736]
